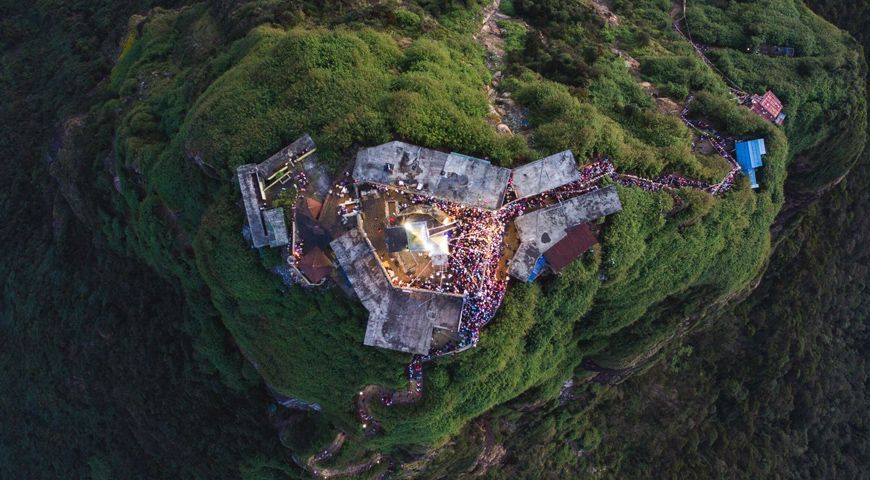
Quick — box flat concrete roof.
[330,228,463,354]
[366,291,463,354]
[237,164,268,248]
[330,228,392,314]
[237,134,321,249]
[257,134,317,179]
[509,186,622,281]
[263,207,289,247]
[353,141,511,210]
[511,150,581,199]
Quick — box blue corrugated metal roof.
[735,139,766,189]
[747,169,759,189]
[736,139,766,171]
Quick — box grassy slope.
[94,0,865,459]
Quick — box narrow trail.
[671,0,749,100]
[468,418,506,475]
[307,432,346,468]
[306,431,384,478]
[475,0,529,135]
[590,0,620,27]
[475,0,506,65]
[309,454,383,479]
[355,364,423,436]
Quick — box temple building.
[237,138,625,355]
[235,134,319,248]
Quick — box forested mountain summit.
[0,1,867,478]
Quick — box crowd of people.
[293,170,310,189]
[335,97,749,403]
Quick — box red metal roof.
[295,195,322,220]
[543,223,598,273]
[750,91,783,120]
[305,196,323,219]
[299,246,333,284]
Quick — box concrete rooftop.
[330,228,463,354]
[237,164,268,248]
[236,134,321,249]
[257,134,317,181]
[262,207,289,247]
[511,150,581,199]
[353,141,511,210]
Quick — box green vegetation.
[463,133,870,480]
[182,26,525,170]
[99,0,860,458]
[1,0,868,477]
[498,19,527,54]
[686,0,867,192]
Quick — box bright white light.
[426,235,449,256]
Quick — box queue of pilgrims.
[316,127,747,377]
[393,149,746,357]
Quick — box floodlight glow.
[426,235,450,256]
[405,221,430,252]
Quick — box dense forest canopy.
[0,0,867,478]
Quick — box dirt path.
[670,0,684,20]
[468,418,506,476]
[474,0,529,135]
[306,431,384,479]
[671,0,748,99]
[590,0,620,26]
[310,453,383,479]
[474,0,508,68]
[307,432,346,468]
[356,373,422,436]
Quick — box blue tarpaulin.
[735,139,766,189]
[527,256,547,282]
